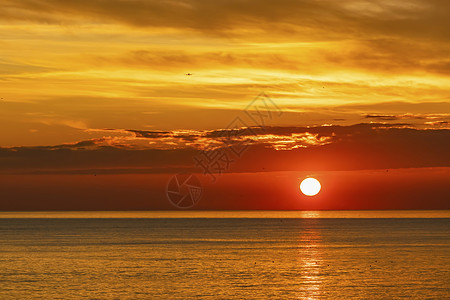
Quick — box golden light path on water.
[297,217,323,298]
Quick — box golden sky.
[1,0,450,147]
[0,1,449,210]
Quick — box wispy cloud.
[2,0,449,40]
[365,113,450,121]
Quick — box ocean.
[0,211,449,299]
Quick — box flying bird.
[185,73,193,76]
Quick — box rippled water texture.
[0,211,449,299]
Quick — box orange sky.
[0,0,449,210]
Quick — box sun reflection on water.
[297,219,323,299]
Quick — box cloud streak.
[2,0,450,40]
[1,124,449,174]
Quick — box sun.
[300,177,321,196]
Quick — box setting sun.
[300,178,321,196]
[0,1,449,299]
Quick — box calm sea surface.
[0,211,449,299]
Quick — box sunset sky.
[0,0,449,210]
